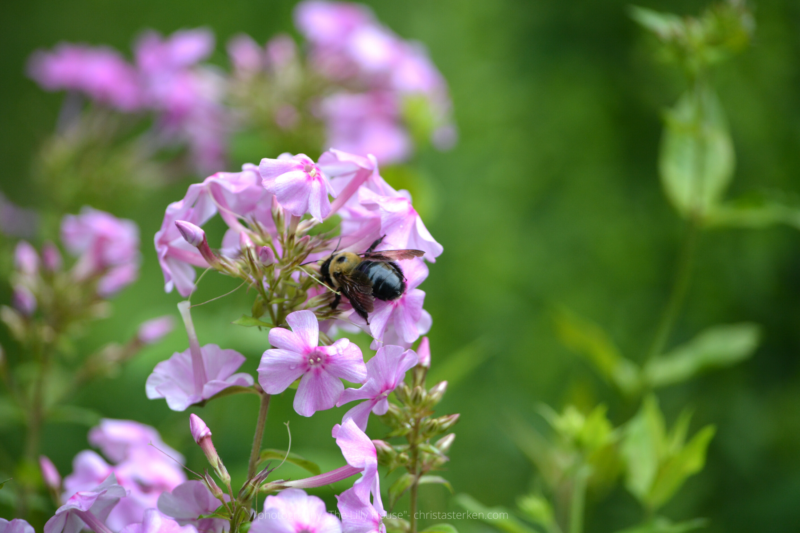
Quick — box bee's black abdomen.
[358,261,405,301]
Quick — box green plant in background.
[457,2,783,532]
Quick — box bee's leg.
[330,293,341,310]
[365,235,386,254]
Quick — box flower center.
[307,351,325,367]
[303,163,318,178]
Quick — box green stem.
[408,416,422,533]
[645,216,700,364]
[248,391,271,480]
[569,468,589,533]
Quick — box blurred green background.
[2,0,800,532]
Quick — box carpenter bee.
[320,236,424,324]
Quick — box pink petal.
[286,311,320,349]
[258,349,307,394]
[294,369,343,416]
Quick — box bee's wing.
[336,270,375,315]
[361,249,425,262]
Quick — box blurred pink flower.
[158,480,227,533]
[12,286,36,317]
[146,344,254,411]
[251,489,341,533]
[227,34,264,73]
[42,242,63,272]
[46,473,126,533]
[61,207,141,293]
[0,519,34,533]
[28,44,142,111]
[337,345,418,430]
[40,455,62,491]
[137,316,176,345]
[259,154,337,222]
[0,193,39,239]
[258,310,366,417]
[88,419,183,464]
[14,241,39,275]
[120,509,197,533]
[294,1,373,47]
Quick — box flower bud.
[417,337,431,368]
[373,439,397,464]
[13,286,36,316]
[203,470,224,500]
[410,385,426,406]
[14,241,39,276]
[258,246,275,265]
[39,455,61,491]
[436,414,460,433]
[175,221,206,247]
[239,231,255,250]
[428,381,448,405]
[137,316,175,345]
[436,433,456,455]
[189,414,230,485]
[41,242,63,272]
[394,384,411,404]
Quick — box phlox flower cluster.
[27,0,454,173]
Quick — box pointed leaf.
[621,396,665,503]
[648,426,715,509]
[659,85,734,218]
[644,323,760,388]
[418,475,453,493]
[554,308,641,395]
[389,473,416,510]
[454,494,537,533]
[258,449,321,476]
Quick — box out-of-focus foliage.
[2,0,800,532]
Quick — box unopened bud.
[394,384,411,404]
[428,381,448,405]
[373,439,396,464]
[13,286,36,316]
[436,433,456,455]
[41,242,62,272]
[436,414,460,432]
[271,196,285,234]
[14,241,39,276]
[258,246,275,265]
[39,455,61,490]
[189,414,230,485]
[410,385,426,405]
[417,337,431,368]
[137,316,175,345]
[239,232,255,250]
[238,466,272,504]
[175,221,206,247]
[203,470,224,499]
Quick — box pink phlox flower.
[333,419,383,516]
[14,241,39,276]
[46,473,127,533]
[135,29,214,76]
[120,509,198,533]
[321,92,411,165]
[138,316,176,345]
[206,164,276,237]
[259,153,336,222]
[358,188,442,262]
[227,34,264,73]
[336,485,384,533]
[88,419,184,464]
[27,44,143,111]
[337,345,418,431]
[250,489,341,533]
[294,1,374,48]
[266,34,297,70]
[258,310,366,417]
[61,207,141,291]
[155,182,217,296]
[158,480,228,533]
[0,519,34,533]
[416,337,431,368]
[147,344,254,411]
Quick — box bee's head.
[328,252,361,276]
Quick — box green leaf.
[418,475,453,493]
[420,525,458,533]
[648,425,715,509]
[388,473,415,510]
[629,6,684,41]
[659,85,734,218]
[207,385,259,402]
[232,315,273,328]
[454,494,538,533]
[47,405,102,426]
[553,308,641,396]
[258,449,321,476]
[706,192,800,230]
[644,323,760,388]
[615,516,708,533]
[621,396,665,503]
[516,493,555,527]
